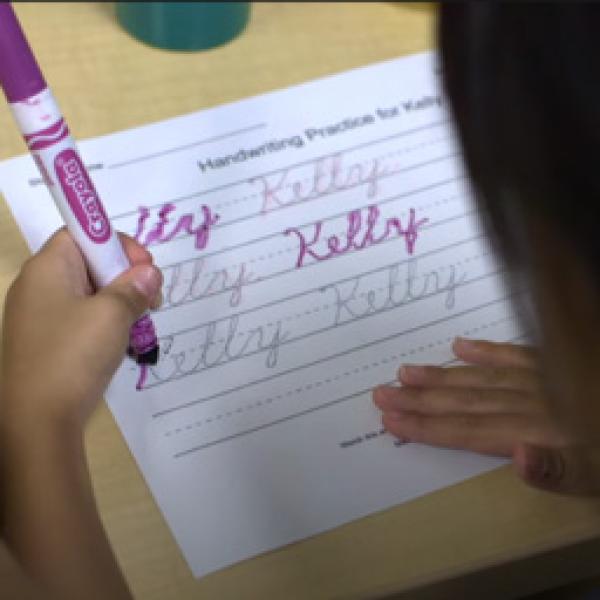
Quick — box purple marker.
[0,3,159,365]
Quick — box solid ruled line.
[107,123,268,169]
[173,386,375,458]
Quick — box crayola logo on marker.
[54,149,111,243]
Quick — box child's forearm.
[0,407,132,600]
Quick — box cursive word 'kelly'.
[322,259,466,327]
[134,203,220,250]
[284,205,428,268]
[252,154,390,214]
[142,316,289,387]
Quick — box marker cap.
[0,3,46,102]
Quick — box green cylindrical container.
[116,2,250,51]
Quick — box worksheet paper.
[0,52,520,578]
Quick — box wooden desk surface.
[2,3,600,599]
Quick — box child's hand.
[1,228,162,428]
[373,338,600,495]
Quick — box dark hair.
[439,4,600,276]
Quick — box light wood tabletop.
[2,3,600,599]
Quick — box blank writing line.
[173,386,375,458]
[173,329,529,457]
[108,123,268,169]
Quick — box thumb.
[96,264,162,326]
[513,443,600,496]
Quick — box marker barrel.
[1,3,159,365]
[11,88,130,287]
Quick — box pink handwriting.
[134,203,220,249]
[252,154,389,214]
[284,206,428,268]
[136,364,148,391]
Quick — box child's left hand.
[373,338,600,495]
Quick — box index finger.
[452,337,538,369]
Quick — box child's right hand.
[373,338,600,495]
[1,227,162,430]
[0,228,159,600]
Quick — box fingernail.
[133,266,162,300]
[399,365,427,383]
[454,337,478,351]
[373,384,396,398]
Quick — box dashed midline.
[162,315,513,438]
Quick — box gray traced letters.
[323,259,467,326]
[146,317,289,385]
[163,258,255,309]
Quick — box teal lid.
[116,2,250,52]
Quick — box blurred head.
[439,4,600,440]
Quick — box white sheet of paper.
[0,51,521,578]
